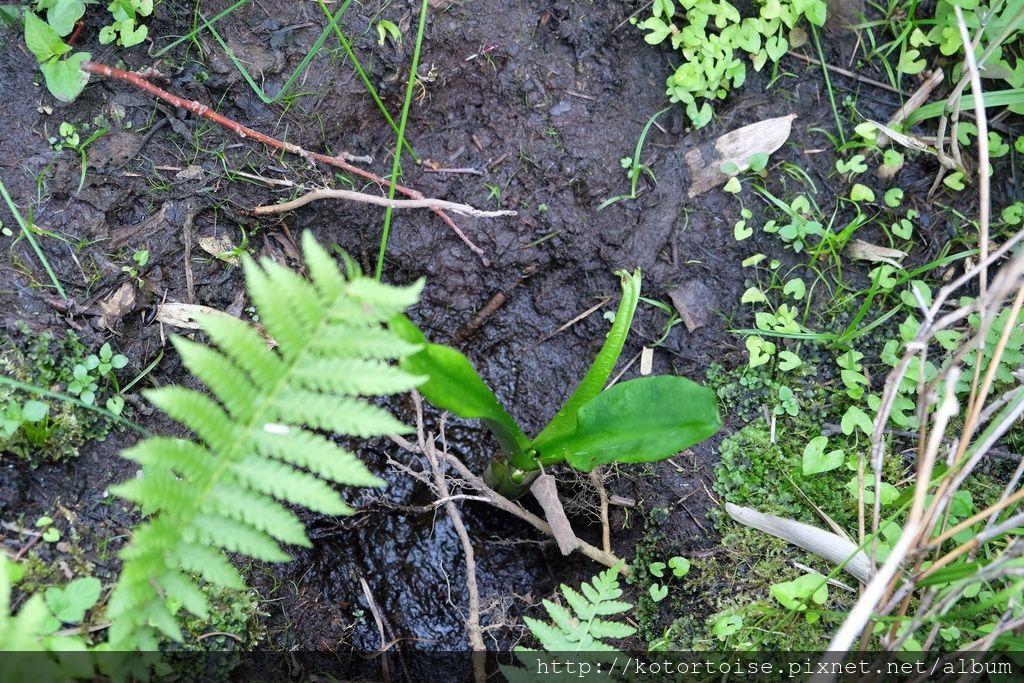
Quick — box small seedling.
[44,576,102,629]
[376,19,402,49]
[393,270,721,497]
[634,0,827,127]
[121,248,149,285]
[67,342,128,409]
[47,120,108,191]
[98,0,153,47]
[35,515,61,543]
[2,399,50,444]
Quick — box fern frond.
[108,231,424,648]
[520,562,636,652]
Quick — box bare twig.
[81,60,494,266]
[411,395,486,681]
[359,576,394,683]
[253,187,517,219]
[590,467,612,555]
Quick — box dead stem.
[80,60,494,266]
[411,394,486,682]
[253,187,516,220]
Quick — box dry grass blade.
[820,6,1024,664]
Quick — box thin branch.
[80,60,495,266]
[412,394,486,680]
[253,187,517,219]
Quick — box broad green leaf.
[392,315,531,459]
[47,0,85,36]
[533,375,721,471]
[802,435,843,475]
[21,400,48,422]
[771,573,828,611]
[40,52,91,102]
[533,270,641,447]
[24,10,71,62]
[44,577,102,624]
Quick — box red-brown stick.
[80,60,490,265]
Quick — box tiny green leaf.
[649,584,668,602]
[841,405,873,436]
[734,218,753,240]
[884,188,904,208]
[943,171,966,191]
[45,577,102,624]
[741,286,768,304]
[783,278,805,300]
[777,350,802,371]
[802,435,843,475]
[668,556,691,577]
[850,183,875,203]
[21,400,49,422]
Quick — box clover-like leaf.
[668,556,691,577]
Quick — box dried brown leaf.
[530,473,579,556]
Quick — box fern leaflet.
[523,562,635,651]
[503,563,635,682]
[107,232,424,648]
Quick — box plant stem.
[811,24,845,146]
[316,0,418,162]
[375,0,431,281]
[0,179,67,300]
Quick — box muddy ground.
[0,0,936,662]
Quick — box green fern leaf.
[107,231,424,648]
[254,430,383,487]
[172,338,258,420]
[268,393,410,436]
[311,325,421,359]
[144,386,236,450]
[185,514,288,562]
[203,483,309,547]
[172,544,246,590]
[159,570,210,620]
[196,312,284,387]
[290,359,424,395]
[515,562,635,654]
[229,457,354,516]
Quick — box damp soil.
[0,0,962,663]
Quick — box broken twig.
[253,187,516,219]
[81,61,495,265]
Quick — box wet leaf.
[533,375,722,472]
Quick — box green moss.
[172,584,267,650]
[0,327,117,464]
